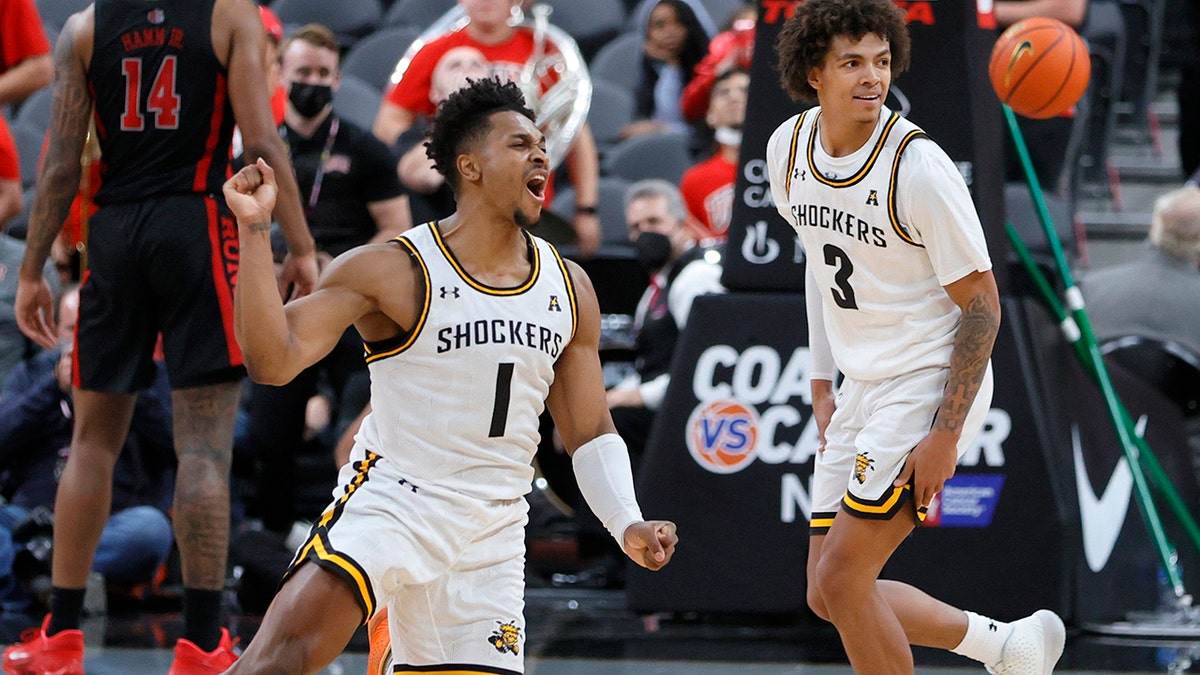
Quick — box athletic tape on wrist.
[572,433,644,544]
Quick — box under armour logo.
[866,190,879,206]
[440,286,460,299]
[548,295,562,312]
[988,621,997,632]
[398,478,419,493]
[793,168,806,182]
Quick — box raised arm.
[15,9,93,348]
[225,160,378,385]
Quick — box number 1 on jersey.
[121,55,181,131]
[489,363,515,437]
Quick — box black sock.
[47,587,86,635]
[182,588,224,652]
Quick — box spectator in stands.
[236,23,409,536]
[0,286,175,615]
[679,67,748,244]
[609,179,723,457]
[629,0,718,38]
[373,0,602,257]
[995,0,1088,191]
[396,46,490,225]
[679,2,755,124]
[0,233,59,385]
[0,0,53,225]
[619,0,710,141]
[564,179,722,587]
[1079,185,1200,358]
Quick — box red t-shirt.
[0,0,52,180]
[680,153,736,243]
[1,0,50,72]
[384,27,554,116]
[386,27,567,206]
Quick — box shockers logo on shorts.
[686,399,759,474]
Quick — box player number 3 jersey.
[357,223,577,501]
[766,107,992,381]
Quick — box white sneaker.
[987,609,1066,675]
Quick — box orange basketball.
[988,17,1091,119]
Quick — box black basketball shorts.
[76,193,244,392]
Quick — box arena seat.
[341,26,420,92]
[602,132,692,185]
[270,0,382,48]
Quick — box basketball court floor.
[8,586,1195,674]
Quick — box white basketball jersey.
[356,223,577,501]
[766,107,992,381]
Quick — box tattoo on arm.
[24,29,91,276]
[935,292,1000,434]
[245,221,271,234]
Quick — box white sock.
[952,611,1013,667]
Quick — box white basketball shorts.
[809,362,994,533]
[285,443,529,673]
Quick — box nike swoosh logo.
[1005,40,1034,87]
[1073,420,1141,572]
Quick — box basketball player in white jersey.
[767,2,1064,674]
[220,78,678,674]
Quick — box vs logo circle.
[686,400,759,474]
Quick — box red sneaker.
[1,615,85,675]
[167,628,239,675]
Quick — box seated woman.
[619,0,710,141]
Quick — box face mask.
[714,126,742,147]
[288,82,333,118]
[635,231,673,272]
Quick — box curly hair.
[774,0,910,103]
[425,77,536,192]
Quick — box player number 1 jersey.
[357,223,578,501]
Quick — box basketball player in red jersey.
[4,0,318,673]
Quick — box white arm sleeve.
[805,262,836,381]
[572,434,645,544]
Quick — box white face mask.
[714,126,742,147]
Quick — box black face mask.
[635,231,673,272]
[288,82,333,118]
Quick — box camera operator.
[0,286,175,615]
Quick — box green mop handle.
[1004,104,1189,598]
[1007,226,1200,595]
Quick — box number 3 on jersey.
[823,243,858,309]
[121,55,181,131]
